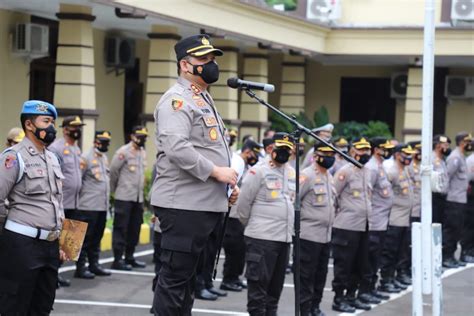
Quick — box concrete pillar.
[209,39,240,132]
[279,55,306,115]
[143,25,181,169]
[403,68,423,142]
[239,48,271,142]
[54,4,97,150]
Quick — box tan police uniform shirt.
[387,163,414,227]
[48,138,82,210]
[236,160,295,243]
[299,166,335,243]
[408,160,422,218]
[446,148,469,204]
[329,156,348,176]
[0,137,64,230]
[432,151,449,194]
[78,148,110,211]
[110,142,146,203]
[365,156,393,231]
[151,77,232,213]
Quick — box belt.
[4,220,60,241]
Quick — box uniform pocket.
[24,168,47,194]
[265,176,282,201]
[245,252,263,281]
[312,184,327,206]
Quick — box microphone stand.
[243,88,362,316]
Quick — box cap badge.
[201,37,210,45]
[36,103,49,113]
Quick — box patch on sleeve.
[4,154,17,169]
[249,169,256,175]
[338,174,345,181]
[80,158,87,170]
[171,98,184,111]
[118,153,125,160]
[203,116,218,127]
[299,175,307,184]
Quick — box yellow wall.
[445,68,474,140]
[340,0,443,25]
[0,9,30,146]
[92,28,125,158]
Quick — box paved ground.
[53,245,474,316]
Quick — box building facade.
[0,0,473,168]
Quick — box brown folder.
[59,219,88,261]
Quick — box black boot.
[358,292,381,305]
[57,275,71,287]
[220,281,242,292]
[125,258,147,268]
[378,280,401,293]
[397,274,412,285]
[207,286,227,297]
[89,263,111,276]
[349,298,371,311]
[74,256,95,279]
[371,289,390,300]
[332,296,355,313]
[460,252,474,264]
[196,288,218,300]
[442,257,459,269]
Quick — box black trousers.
[461,193,474,255]
[442,201,465,259]
[331,228,370,296]
[69,210,107,267]
[0,230,60,315]
[432,193,446,224]
[367,230,386,290]
[152,230,162,292]
[299,239,330,314]
[397,217,420,276]
[196,215,223,290]
[152,207,222,316]
[245,236,289,316]
[112,200,144,260]
[380,225,409,282]
[222,218,246,283]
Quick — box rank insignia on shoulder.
[190,84,201,94]
[171,98,184,111]
[209,128,218,141]
[4,155,17,169]
[249,169,256,175]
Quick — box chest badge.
[209,128,218,141]
[63,149,70,155]
[353,190,360,197]
[271,190,279,198]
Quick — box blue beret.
[21,100,58,120]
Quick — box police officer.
[109,125,148,271]
[48,115,85,287]
[5,127,25,148]
[298,140,336,316]
[379,144,416,292]
[0,100,67,314]
[461,142,474,263]
[442,132,472,268]
[431,135,451,224]
[236,132,296,316]
[220,140,262,293]
[75,131,112,278]
[364,137,394,299]
[151,34,238,315]
[301,123,334,169]
[329,136,350,175]
[331,137,374,313]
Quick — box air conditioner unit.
[445,76,474,99]
[451,0,474,21]
[307,0,342,22]
[105,37,135,69]
[13,23,49,58]
[390,72,408,99]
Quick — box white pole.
[420,0,436,295]
[432,223,443,316]
[412,222,423,316]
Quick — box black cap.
[407,140,421,150]
[174,34,223,61]
[132,125,148,136]
[433,134,451,144]
[351,136,371,150]
[394,143,417,154]
[272,132,295,150]
[455,132,472,145]
[313,140,334,152]
[333,136,349,148]
[61,116,85,127]
[95,130,111,140]
[242,140,263,155]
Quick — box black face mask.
[272,148,291,164]
[316,155,335,169]
[247,156,258,166]
[356,153,371,165]
[442,147,451,157]
[465,143,473,152]
[400,155,412,166]
[415,153,422,161]
[228,136,236,147]
[188,60,219,84]
[298,148,305,157]
[134,136,146,148]
[381,149,393,160]
[69,129,82,140]
[96,140,110,153]
[34,124,56,145]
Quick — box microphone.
[227,77,275,93]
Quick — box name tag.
[203,116,218,127]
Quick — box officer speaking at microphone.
[150,34,239,315]
[0,100,67,314]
